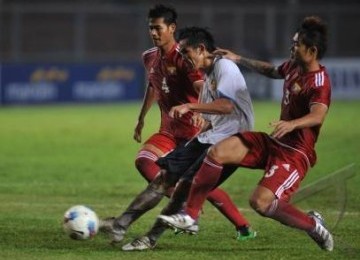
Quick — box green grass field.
[0,101,359,260]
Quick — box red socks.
[265,199,315,231]
[137,151,251,229]
[186,156,223,219]
[135,149,174,196]
[135,150,160,182]
[207,188,249,228]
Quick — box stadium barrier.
[1,58,359,105]
[0,62,144,105]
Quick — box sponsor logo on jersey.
[291,82,302,94]
[166,66,177,75]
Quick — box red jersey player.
[160,16,334,251]
[99,5,254,246]
[136,33,202,182]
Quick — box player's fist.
[169,104,191,119]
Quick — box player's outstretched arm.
[214,48,282,79]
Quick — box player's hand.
[134,120,144,143]
[191,113,206,128]
[169,104,191,119]
[269,120,296,139]
[213,48,241,63]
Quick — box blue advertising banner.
[0,63,144,105]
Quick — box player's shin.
[186,156,223,219]
[114,174,168,230]
[208,188,250,228]
[262,199,314,231]
[165,179,192,214]
[145,218,168,243]
[130,179,192,245]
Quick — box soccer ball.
[63,205,99,240]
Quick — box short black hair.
[148,4,177,25]
[297,16,328,59]
[177,27,216,52]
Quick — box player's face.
[290,32,314,65]
[290,33,300,60]
[179,40,204,70]
[148,18,175,48]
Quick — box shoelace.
[132,237,151,247]
[172,214,188,223]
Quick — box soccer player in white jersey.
[121,26,256,250]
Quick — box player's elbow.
[217,99,235,114]
[309,104,328,126]
[315,117,325,126]
[312,114,326,127]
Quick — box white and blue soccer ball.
[63,205,99,240]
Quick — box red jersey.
[277,60,331,166]
[142,43,203,140]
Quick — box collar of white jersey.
[207,55,222,75]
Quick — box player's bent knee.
[207,136,246,164]
[148,172,166,193]
[134,155,159,182]
[207,145,226,163]
[249,197,271,216]
[157,169,178,189]
[134,156,149,172]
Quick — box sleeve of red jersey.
[309,71,331,108]
[277,60,292,78]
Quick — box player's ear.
[199,44,206,54]
[309,46,318,56]
[169,23,176,34]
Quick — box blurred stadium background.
[1,0,359,105]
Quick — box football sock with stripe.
[264,199,315,231]
[186,155,223,219]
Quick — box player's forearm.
[137,86,155,121]
[291,104,328,129]
[238,57,282,79]
[189,98,234,114]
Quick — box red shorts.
[144,132,187,154]
[237,132,310,202]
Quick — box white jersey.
[197,57,254,144]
